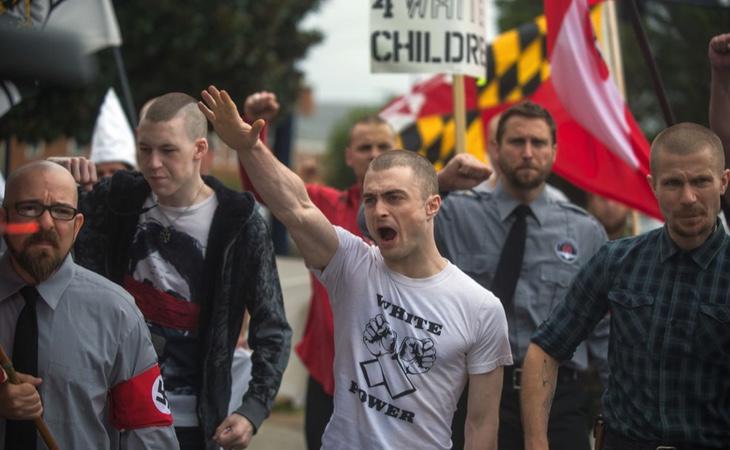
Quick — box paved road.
[248,411,306,450]
[245,256,310,450]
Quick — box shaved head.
[4,161,78,207]
[368,150,438,199]
[3,160,84,283]
[348,115,394,146]
[143,92,207,141]
[650,123,725,177]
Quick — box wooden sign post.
[370,0,487,157]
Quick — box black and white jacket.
[75,171,291,448]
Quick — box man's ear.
[344,146,354,169]
[647,174,657,197]
[193,138,208,161]
[720,169,730,195]
[425,194,441,220]
[72,212,85,242]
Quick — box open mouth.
[378,226,398,243]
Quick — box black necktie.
[491,205,530,318]
[5,286,40,450]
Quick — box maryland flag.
[381,4,662,219]
[380,13,560,169]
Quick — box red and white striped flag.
[544,0,660,217]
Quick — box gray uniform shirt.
[0,254,179,450]
[435,183,609,377]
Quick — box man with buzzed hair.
[200,85,511,450]
[240,92,493,450]
[53,92,291,450]
[521,122,730,449]
[0,161,179,449]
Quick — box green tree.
[495,0,542,31]
[617,1,730,137]
[0,0,323,143]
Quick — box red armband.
[109,364,173,430]
[0,367,7,384]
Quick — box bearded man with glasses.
[0,161,179,450]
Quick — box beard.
[6,229,66,283]
[499,159,549,191]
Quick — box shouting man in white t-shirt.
[200,86,513,450]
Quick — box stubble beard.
[670,217,712,240]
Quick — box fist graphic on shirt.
[363,314,398,356]
[398,337,436,375]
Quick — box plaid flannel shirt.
[533,222,730,447]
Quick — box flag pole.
[626,0,675,127]
[604,1,640,236]
[604,1,625,97]
[452,74,467,155]
[112,46,138,128]
[0,343,60,450]
[4,137,10,179]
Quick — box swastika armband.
[109,364,173,430]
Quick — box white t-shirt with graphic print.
[315,227,512,450]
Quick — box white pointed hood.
[90,88,137,169]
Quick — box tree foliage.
[0,0,323,143]
[617,1,730,137]
[495,0,730,139]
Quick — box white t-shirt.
[131,193,219,426]
[315,227,512,450]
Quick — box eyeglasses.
[11,201,79,221]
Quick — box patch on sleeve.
[109,364,173,430]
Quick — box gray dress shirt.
[435,183,609,378]
[0,254,179,450]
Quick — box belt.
[504,365,581,390]
[604,429,729,450]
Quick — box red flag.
[544,0,660,218]
[381,6,661,219]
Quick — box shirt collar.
[0,252,75,310]
[659,219,727,269]
[494,181,549,226]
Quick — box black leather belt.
[504,365,581,390]
[604,429,729,450]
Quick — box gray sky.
[299,0,497,105]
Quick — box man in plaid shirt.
[520,121,730,450]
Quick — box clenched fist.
[0,372,43,420]
[363,314,398,357]
[709,33,730,73]
[398,337,436,375]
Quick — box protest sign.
[370,0,487,78]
